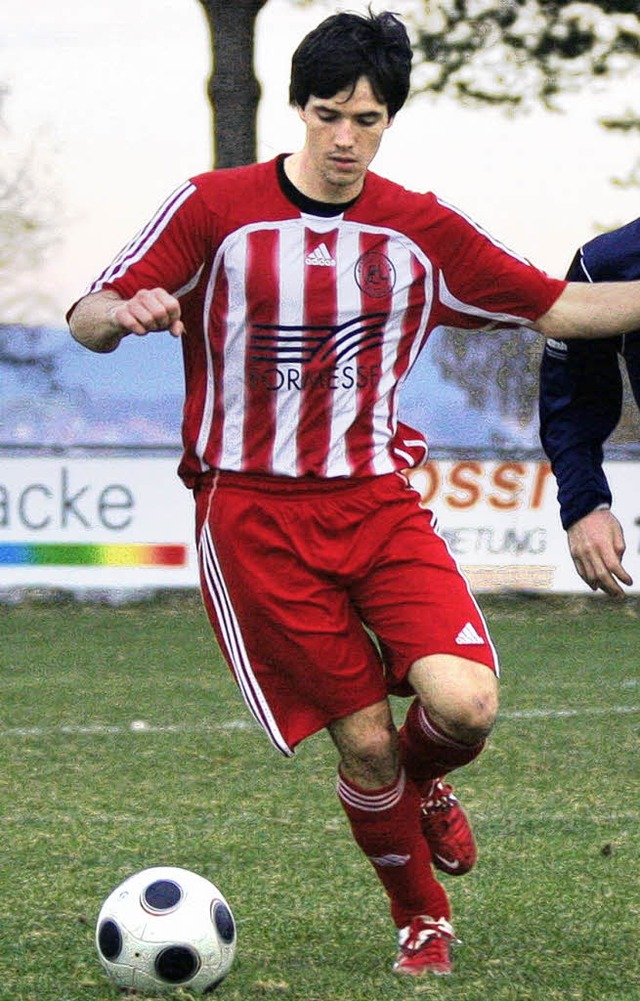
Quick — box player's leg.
[402,652,499,794]
[363,600,497,974]
[399,654,498,875]
[327,699,455,973]
[350,481,499,887]
[196,473,459,975]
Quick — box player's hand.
[567,509,632,599]
[110,288,185,338]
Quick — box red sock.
[337,767,450,928]
[399,698,485,786]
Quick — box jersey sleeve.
[539,246,620,530]
[426,197,567,328]
[71,180,211,309]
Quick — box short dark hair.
[289,10,412,118]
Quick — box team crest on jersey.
[354,250,396,299]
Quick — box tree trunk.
[197,0,270,168]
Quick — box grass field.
[1,593,639,1001]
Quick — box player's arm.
[69,287,185,354]
[539,337,620,528]
[68,179,206,353]
[538,332,632,596]
[535,280,640,340]
[538,232,637,597]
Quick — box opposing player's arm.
[69,288,184,354]
[535,280,640,339]
[539,338,620,529]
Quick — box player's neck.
[278,156,359,216]
[284,152,366,205]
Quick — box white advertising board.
[0,457,196,590]
[1,456,639,593]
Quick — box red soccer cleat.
[420,778,477,875]
[392,915,457,976]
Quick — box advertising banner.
[407,459,640,592]
[0,457,196,590]
[1,456,639,593]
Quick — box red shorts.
[195,471,498,756]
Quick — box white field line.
[0,705,639,739]
[500,705,640,720]
[0,719,256,738]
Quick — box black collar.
[277,154,359,217]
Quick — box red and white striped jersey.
[81,156,566,485]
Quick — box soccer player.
[540,218,640,598]
[68,12,640,977]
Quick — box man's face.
[297,76,392,201]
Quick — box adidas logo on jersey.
[455,622,485,645]
[305,243,336,267]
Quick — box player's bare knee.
[348,729,399,786]
[470,683,498,734]
[328,699,400,786]
[431,686,498,746]
[410,655,499,746]
[330,715,399,788]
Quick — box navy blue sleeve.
[539,334,620,529]
[538,228,636,530]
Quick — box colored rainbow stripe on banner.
[0,543,188,568]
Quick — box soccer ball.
[95,866,236,994]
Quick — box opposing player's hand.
[567,509,632,599]
[110,288,185,338]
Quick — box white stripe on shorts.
[198,521,293,757]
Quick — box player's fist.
[112,288,185,338]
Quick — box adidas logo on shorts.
[455,622,484,645]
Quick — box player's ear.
[385,114,395,130]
